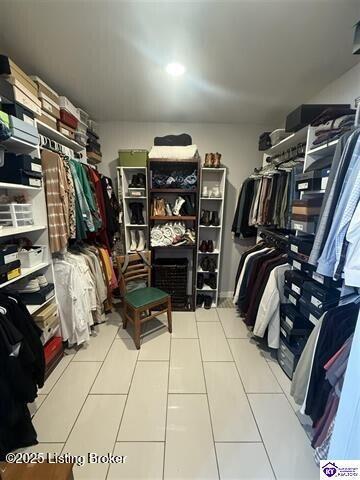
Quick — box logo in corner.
[322,462,338,478]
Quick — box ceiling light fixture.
[165,62,186,76]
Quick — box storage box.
[75,131,87,147]
[0,111,9,127]
[18,245,45,268]
[269,129,290,146]
[284,284,300,307]
[34,301,58,326]
[59,109,78,129]
[9,115,39,145]
[291,214,318,235]
[38,91,60,119]
[284,269,307,295]
[0,56,38,96]
[0,244,18,266]
[20,283,55,305]
[0,77,15,104]
[87,151,102,164]
[296,170,323,192]
[288,234,314,256]
[59,96,79,120]
[285,104,350,133]
[57,120,75,140]
[302,280,340,314]
[277,336,304,379]
[0,153,42,187]
[118,149,148,167]
[311,270,342,288]
[0,203,33,227]
[280,304,313,341]
[2,102,34,125]
[30,76,59,104]
[77,108,89,125]
[299,297,324,325]
[36,109,58,130]
[44,335,63,366]
[0,260,21,284]
[292,197,323,216]
[13,85,42,116]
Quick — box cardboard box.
[0,55,38,97]
[30,75,59,104]
[57,120,75,140]
[36,109,58,130]
[13,85,41,116]
[38,91,60,119]
[87,151,102,164]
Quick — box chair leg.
[123,303,128,329]
[167,298,172,333]
[134,311,141,350]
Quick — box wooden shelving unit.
[150,215,196,221]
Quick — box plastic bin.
[0,203,33,227]
[18,245,45,268]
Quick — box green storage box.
[0,111,9,127]
[118,149,148,167]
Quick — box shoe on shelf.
[165,202,173,217]
[199,240,208,253]
[210,211,220,226]
[184,195,195,215]
[36,274,48,288]
[204,295,213,309]
[136,230,146,251]
[200,210,211,226]
[204,153,212,168]
[9,278,40,293]
[208,258,217,272]
[197,273,205,289]
[130,230,137,252]
[207,240,214,253]
[129,174,139,188]
[153,198,166,216]
[197,294,205,308]
[136,203,145,224]
[129,202,138,224]
[137,173,146,188]
[200,256,210,271]
[212,186,221,198]
[202,186,209,197]
[173,196,186,216]
[205,273,217,290]
[213,152,221,168]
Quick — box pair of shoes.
[200,210,220,226]
[204,153,222,168]
[200,256,217,272]
[180,195,196,215]
[130,203,145,224]
[9,274,48,293]
[204,273,217,289]
[152,198,166,216]
[129,230,146,251]
[173,196,185,216]
[202,186,221,198]
[197,294,213,309]
[199,240,214,253]
[129,173,146,189]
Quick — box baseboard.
[219,291,233,298]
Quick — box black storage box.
[258,132,272,151]
[288,251,314,273]
[0,244,18,266]
[302,280,340,314]
[311,270,342,289]
[19,283,55,305]
[284,270,307,296]
[284,284,301,307]
[0,259,21,284]
[296,170,323,192]
[285,104,350,133]
[2,101,35,123]
[0,153,42,187]
[281,304,313,331]
[153,258,188,309]
[289,234,314,256]
[277,336,305,379]
[299,296,325,325]
[0,77,14,104]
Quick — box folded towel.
[149,144,199,160]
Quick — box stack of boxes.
[58,95,79,140]
[86,119,102,164]
[31,76,60,130]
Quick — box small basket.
[153,258,188,308]
[18,245,45,268]
[0,203,33,227]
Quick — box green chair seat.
[125,287,168,309]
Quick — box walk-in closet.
[0,1,360,479]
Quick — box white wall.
[308,61,360,106]
[98,121,268,296]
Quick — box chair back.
[117,251,152,297]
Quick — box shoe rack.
[148,157,201,311]
[196,167,226,308]
[117,166,149,253]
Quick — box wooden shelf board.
[200,197,223,200]
[199,225,221,228]
[150,215,196,221]
[151,244,196,249]
[150,188,197,194]
[198,249,219,254]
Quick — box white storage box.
[0,203,33,227]
[270,129,291,146]
[59,96,80,120]
[18,245,45,268]
[77,108,89,124]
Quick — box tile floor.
[23,307,319,480]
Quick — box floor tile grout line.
[162,326,172,480]
[105,321,141,480]
[217,310,278,480]
[195,316,221,480]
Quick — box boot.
[197,273,204,289]
[136,230,146,251]
[136,203,145,224]
[210,211,220,226]
[184,195,195,215]
[165,202,173,217]
[200,256,210,271]
[129,203,138,224]
[204,295,213,309]
[129,174,139,188]
[202,186,209,197]
[129,230,137,251]
[199,240,208,252]
[200,210,211,226]
[208,258,217,273]
[137,173,146,188]
[173,196,185,216]
[153,198,165,216]
[205,273,217,290]
[197,294,205,308]
[207,240,214,252]
[213,152,221,168]
[204,153,212,168]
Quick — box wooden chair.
[117,251,172,349]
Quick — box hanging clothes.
[231,178,257,238]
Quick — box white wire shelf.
[0,262,50,289]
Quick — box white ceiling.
[0,0,359,124]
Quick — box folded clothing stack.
[311,107,356,148]
[150,222,195,247]
[31,76,61,131]
[152,170,197,189]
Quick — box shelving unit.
[0,261,49,289]
[36,120,84,153]
[117,166,149,253]
[196,167,226,308]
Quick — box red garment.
[86,167,111,252]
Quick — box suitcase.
[60,109,78,129]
